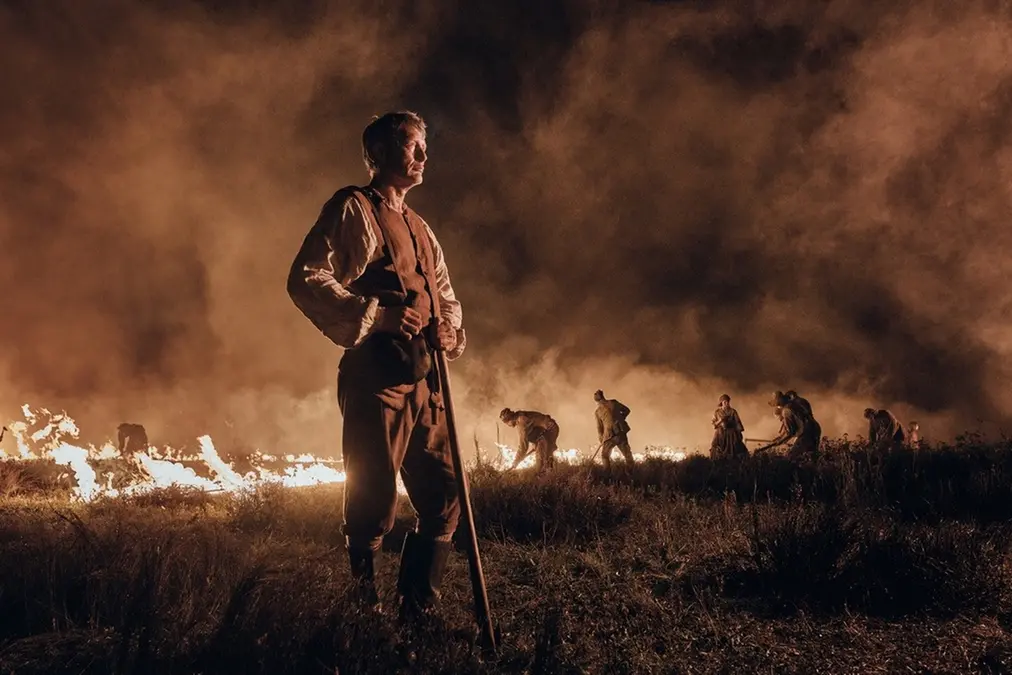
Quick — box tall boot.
[397,531,452,622]
[347,546,380,610]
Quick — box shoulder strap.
[351,187,387,246]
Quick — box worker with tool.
[593,389,634,469]
[286,111,485,634]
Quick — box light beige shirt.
[288,189,465,358]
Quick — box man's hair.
[719,394,731,403]
[593,390,604,401]
[362,111,427,176]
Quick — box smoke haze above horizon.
[1,0,1011,455]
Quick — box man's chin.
[385,174,423,189]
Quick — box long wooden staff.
[434,348,497,654]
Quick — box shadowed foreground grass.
[2,443,1012,673]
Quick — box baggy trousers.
[601,433,634,467]
[787,420,822,459]
[534,422,559,471]
[338,354,461,552]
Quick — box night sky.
[2,0,1011,454]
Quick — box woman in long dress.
[710,394,748,460]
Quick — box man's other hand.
[375,307,423,340]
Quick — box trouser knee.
[344,531,386,552]
[415,499,460,543]
[621,443,634,462]
[415,521,457,544]
[343,488,398,552]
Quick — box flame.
[634,447,688,463]
[2,404,355,501]
[490,442,686,470]
[49,443,105,502]
[2,405,689,501]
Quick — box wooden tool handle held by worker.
[433,339,497,655]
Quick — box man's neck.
[368,179,411,212]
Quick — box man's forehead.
[402,125,426,143]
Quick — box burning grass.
[0,405,352,501]
[2,442,1012,673]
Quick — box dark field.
[3,441,1012,674]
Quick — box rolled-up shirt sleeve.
[287,192,382,348]
[423,221,467,359]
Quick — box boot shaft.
[347,546,380,610]
[348,546,376,581]
[397,531,452,618]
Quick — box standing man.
[864,408,906,451]
[499,408,559,472]
[287,111,466,619]
[593,390,634,469]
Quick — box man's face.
[380,125,427,188]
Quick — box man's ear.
[369,140,388,170]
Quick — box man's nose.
[415,146,427,162]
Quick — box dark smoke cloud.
[1,0,1010,456]
[432,0,1012,447]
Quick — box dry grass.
[1,441,1012,673]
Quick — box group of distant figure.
[499,389,634,472]
[708,390,922,461]
[709,390,822,461]
[498,388,925,472]
[109,389,923,479]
